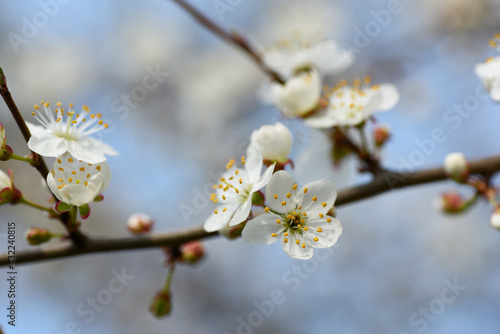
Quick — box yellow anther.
[274,194,278,199]
[239,179,242,184]
[364,76,372,84]
[271,233,277,237]
[235,188,239,194]
[490,39,498,47]
[68,157,73,163]
[304,226,309,231]
[86,174,90,178]
[317,227,323,232]
[302,212,307,217]
[98,120,103,125]
[68,177,73,183]
[220,177,225,182]
[228,176,234,181]
[371,84,380,90]
[218,184,223,189]
[295,239,300,245]
[96,165,101,171]
[286,193,291,198]
[495,33,500,39]
[31,112,36,116]
[90,114,95,119]
[56,118,61,122]
[235,170,240,175]
[213,199,218,203]
[287,215,294,220]
[214,209,218,214]
[57,159,62,164]
[57,186,62,189]
[327,218,332,223]
[319,213,324,218]
[281,201,286,206]
[284,238,288,243]
[241,156,246,165]
[300,219,305,224]
[226,159,235,169]
[69,103,74,108]
[71,171,76,175]
[104,124,109,129]
[222,195,226,200]
[304,187,308,193]
[292,212,297,216]
[298,206,302,210]
[313,237,319,242]
[223,208,227,212]
[84,181,88,186]
[321,202,327,207]
[301,243,306,248]
[212,185,217,189]
[297,224,302,229]
[312,196,318,202]
[223,186,229,191]
[34,104,39,110]
[284,232,289,237]
[292,184,297,190]
[43,102,50,107]
[264,207,270,212]
[57,178,63,182]
[276,219,281,224]
[96,113,102,118]
[58,167,64,172]
[210,193,216,201]
[76,180,80,184]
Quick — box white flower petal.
[303,217,342,248]
[374,84,399,111]
[253,164,276,192]
[58,184,95,207]
[88,137,119,156]
[229,198,253,226]
[305,40,354,75]
[303,110,339,129]
[27,135,68,158]
[265,171,297,213]
[242,213,284,245]
[295,179,337,215]
[281,232,314,260]
[203,204,238,232]
[245,144,263,183]
[26,122,50,137]
[0,169,11,189]
[67,140,107,164]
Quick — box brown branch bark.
[170,0,285,84]
[2,154,499,266]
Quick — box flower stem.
[20,198,59,217]
[11,154,37,165]
[162,260,176,293]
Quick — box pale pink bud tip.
[127,213,154,235]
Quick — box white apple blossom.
[47,152,111,207]
[444,152,469,181]
[271,69,322,117]
[304,79,399,128]
[27,101,118,164]
[475,58,500,101]
[263,39,353,78]
[242,171,342,260]
[250,122,292,163]
[203,145,275,233]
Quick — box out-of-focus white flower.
[127,213,154,235]
[271,69,322,117]
[204,145,275,232]
[305,79,399,128]
[0,169,21,204]
[475,35,500,101]
[47,152,111,207]
[27,101,118,163]
[263,39,353,78]
[242,171,342,260]
[0,169,10,190]
[250,122,293,163]
[443,152,469,182]
[490,207,500,230]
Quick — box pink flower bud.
[149,291,171,318]
[127,213,154,235]
[25,228,52,245]
[439,191,465,214]
[373,124,391,147]
[180,240,205,264]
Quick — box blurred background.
[1,0,500,333]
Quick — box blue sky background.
[1,0,500,333]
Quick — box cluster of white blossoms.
[264,37,399,125]
[27,101,116,210]
[203,122,343,260]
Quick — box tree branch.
[2,154,499,266]
[170,0,285,84]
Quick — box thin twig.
[170,0,285,84]
[2,154,500,266]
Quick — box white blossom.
[242,171,342,260]
[444,152,469,181]
[47,152,111,207]
[475,57,500,101]
[27,101,118,164]
[250,122,293,163]
[203,145,275,232]
[305,80,399,128]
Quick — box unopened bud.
[25,228,52,245]
[180,240,205,264]
[149,291,171,318]
[440,191,465,214]
[0,169,21,204]
[444,152,469,182]
[250,122,293,163]
[251,191,265,207]
[0,124,5,148]
[219,221,245,239]
[127,213,154,234]
[373,124,391,147]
